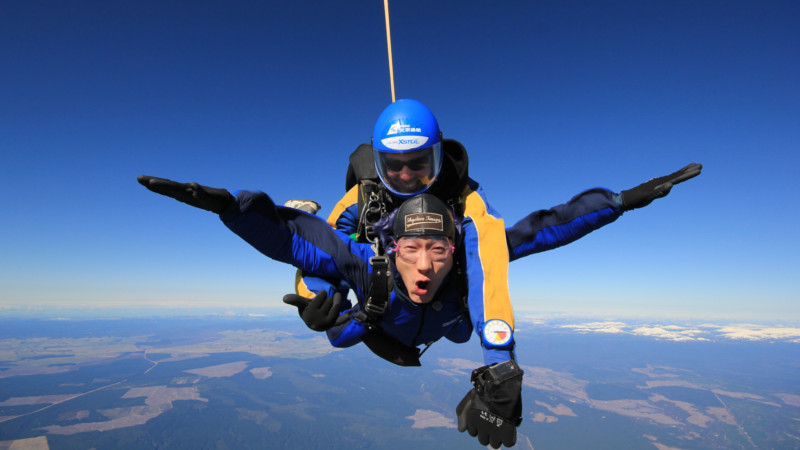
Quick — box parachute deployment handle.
[384,0,396,102]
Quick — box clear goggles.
[390,236,454,264]
[374,143,442,197]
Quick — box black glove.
[283,291,349,331]
[137,175,234,214]
[457,360,523,449]
[620,163,702,211]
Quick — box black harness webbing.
[358,181,391,242]
[355,236,393,325]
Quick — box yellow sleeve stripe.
[294,269,315,298]
[462,188,514,328]
[294,188,358,299]
[326,186,359,229]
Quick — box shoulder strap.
[346,143,377,191]
[344,143,396,242]
[427,139,470,210]
[364,251,393,318]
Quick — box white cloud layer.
[551,321,800,343]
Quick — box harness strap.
[446,195,465,222]
[358,180,387,241]
[364,254,391,317]
[355,236,394,324]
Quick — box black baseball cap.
[393,194,454,240]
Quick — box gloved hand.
[457,360,523,449]
[620,163,702,211]
[137,175,234,214]
[283,291,350,331]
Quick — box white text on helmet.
[381,136,430,150]
[387,122,422,135]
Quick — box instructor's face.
[383,151,433,194]
[393,237,453,304]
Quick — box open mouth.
[415,280,430,293]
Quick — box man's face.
[393,236,454,304]
[382,150,434,194]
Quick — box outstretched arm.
[505,188,623,261]
[137,175,372,293]
[505,163,703,261]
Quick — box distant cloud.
[559,322,628,334]
[707,324,800,343]
[630,326,710,342]
[542,320,800,343]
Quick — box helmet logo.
[404,213,444,233]
[387,121,422,135]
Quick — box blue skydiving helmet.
[372,99,443,198]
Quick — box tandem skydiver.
[138,177,524,448]
[292,97,703,364]
[282,98,701,447]
[139,100,702,448]
[294,99,521,369]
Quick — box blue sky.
[2,1,798,321]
